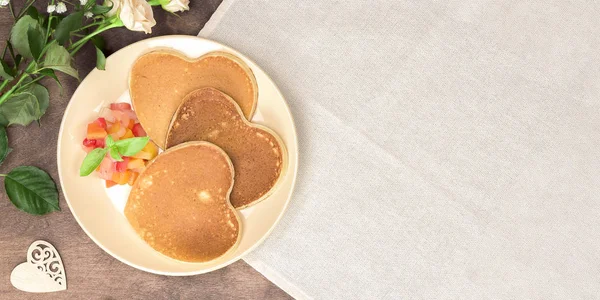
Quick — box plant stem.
[0,80,9,92]
[45,3,55,43]
[8,2,16,20]
[14,75,43,93]
[16,0,36,20]
[69,22,122,56]
[0,174,6,177]
[73,20,104,34]
[0,73,29,105]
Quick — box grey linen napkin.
[199,1,600,299]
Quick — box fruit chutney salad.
[79,103,158,187]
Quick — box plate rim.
[56,35,299,276]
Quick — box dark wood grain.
[0,2,291,299]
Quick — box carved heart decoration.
[10,240,67,293]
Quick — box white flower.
[0,0,10,7]
[56,2,67,13]
[84,11,93,18]
[47,4,56,12]
[80,0,87,4]
[107,0,156,34]
[161,0,189,13]
[105,0,120,17]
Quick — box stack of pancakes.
[124,50,287,263]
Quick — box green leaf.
[54,11,83,45]
[15,55,22,68]
[80,148,107,176]
[42,43,79,80]
[38,69,62,90]
[0,92,39,126]
[0,114,8,127]
[10,16,43,59]
[4,166,59,215]
[0,127,11,166]
[114,137,150,156]
[29,83,49,119]
[27,26,45,61]
[26,6,39,20]
[109,147,122,161]
[0,83,49,126]
[0,58,15,80]
[91,4,112,15]
[91,35,105,49]
[94,45,106,70]
[105,135,115,148]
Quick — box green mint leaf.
[109,146,122,161]
[91,4,112,15]
[80,147,107,176]
[0,83,48,126]
[105,135,115,148]
[42,43,79,80]
[94,45,106,70]
[114,137,150,156]
[10,16,43,59]
[27,26,45,61]
[0,127,11,166]
[4,166,59,215]
[54,11,83,45]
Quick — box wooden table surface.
[0,1,290,299]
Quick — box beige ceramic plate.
[57,36,298,275]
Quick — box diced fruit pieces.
[82,138,105,149]
[83,102,154,188]
[112,170,132,185]
[128,172,139,186]
[94,117,107,129]
[87,123,107,139]
[105,180,117,188]
[115,157,130,172]
[107,121,125,139]
[97,157,116,180]
[127,158,145,170]
[109,103,132,111]
[131,142,159,160]
[122,129,134,139]
[132,123,147,137]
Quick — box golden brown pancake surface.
[125,141,241,262]
[166,88,286,209]
[129,50,258,148]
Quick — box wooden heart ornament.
[10,240,67,293]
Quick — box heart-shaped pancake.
[166,88,286,209]
[129,50,258,148]
[125,141,242,262]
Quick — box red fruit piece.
[83,138,96,147]
[132,123,147,137]
[115,157,130,172]
[95,138,105,148]
[110,103,132,111]
[94,117,107,129]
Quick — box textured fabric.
[199,1,600,299]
